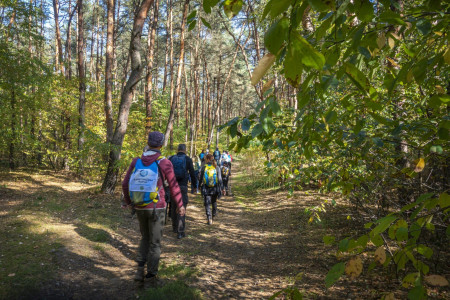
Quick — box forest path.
[0,161,350,299]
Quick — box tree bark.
[104,0,115,143]
[145,0,159,135]
[101,0,155,194]
[77,0,86,172]
[162,0,172,92]
[52,0,64,73]
[164,0,190,148]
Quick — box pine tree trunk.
[145,0,159,135]
[164,0,189,148]
[52,0,64,73]
[101,0,155,194]
[77,0,86,172]
[104,0,115,143]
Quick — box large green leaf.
[343,62,370,93]
[241,118,251,131]
[290,32,325,70]
[269,0,292,18]
[372,215,397,236]
[307,0,336,12]
[354,0,374,22]
[252,123,264,138]
[325,262,345,288]
[264,17,289,55]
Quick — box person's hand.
[222,190,226,195]
[177,205,186,216]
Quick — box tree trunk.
[77,0,86,172]
[104,0,115,143]
[162,0,171,92]
[207,44,240,149]
[163,0,190,148]
[9,88,16,169]
[101,0,155,194]
[52,0,64,73]
[145,0,159,135]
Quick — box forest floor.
[0,160,447,299]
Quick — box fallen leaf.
[8,273,15,277]
[385,292,396,300]
[345,256,363,279]
[424,275,449,287]
[374,246,386,264]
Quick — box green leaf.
[251,123,264,138]
[262,117,276,134]
[379,10,406,25]
[229,122,238,138]
[308,0,336,12]
[371,233,384,247]
[188,20,197,31]
[416,19,432,35]
[417,245,433,259]
[358,46,371,59]
[287,31,325,71]
[429,94,450,108]
[200,17,211,29]
[339,238,349,252]
[272,99,282,116]
[396,227,408,242]
[343,62,370,93]
[372,215,397,236]
[269,0,292,18]
[325,111,337,124]
[439,192,450,209]
[325,262,345,288]
[323,235,335,245]
[223,0,243,18]
[408,285,426,300]
[241,118,251,132]
[264,17,290,55]
[203,0,219,14]
[187,10,197,22]
[355,0,374,22]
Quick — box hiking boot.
[145,272,156,279]
[177,232,185,239]
[207,218,213,225]
[134,266,145,282]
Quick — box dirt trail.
[0,162,350,299]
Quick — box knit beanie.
[147,131,165,147]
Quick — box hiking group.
[121,131,233,283]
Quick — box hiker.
[168,144,197,239]
[221,161,231,196]
[122,131,185,282]
[193,157,201,194]
[199,153,224,225]
[213,147,221,165]
[220,151,228,166]
[225,151,232,169]
[199,149,206,163]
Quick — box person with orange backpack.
[198,153,224,224]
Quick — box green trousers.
[136,209,165,275]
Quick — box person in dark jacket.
[221,161,231,195]
[122,131,185,282]
[199,154,224,225]
[169,144,197,239]
[213,147,221,165]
